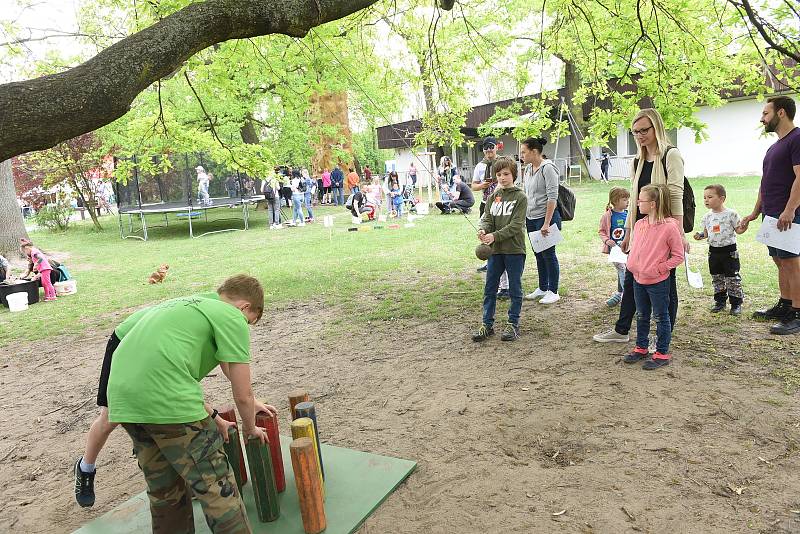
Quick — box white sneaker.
[539,291,560,304]
[524,288,547,300]
[593,329,630,343]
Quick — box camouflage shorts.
[122,417,251,534]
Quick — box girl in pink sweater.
[21,241,57,301]
[625,184,685,369]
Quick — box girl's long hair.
[607,186,630,211]
[640,184,672,222]
[631,108,671,161]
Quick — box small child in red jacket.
[625,184,685,369]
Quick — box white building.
[377,91,796,180]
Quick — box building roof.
[377,60,797,150]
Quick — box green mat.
[74,436,416,534]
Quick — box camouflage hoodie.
[480,185,528,255]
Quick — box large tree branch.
[0,0,381,162]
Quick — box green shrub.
[34,203,74,231]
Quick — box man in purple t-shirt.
[740,96,800,335]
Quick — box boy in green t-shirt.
[73,275,275,533]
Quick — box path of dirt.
[1,291,799,533]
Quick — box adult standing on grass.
[321,168,332,204]
[262,170,282,229]
[347,167,361,194]
[331,165,345,206]
[520,137,562,304]
[472,137,501,273]
[101,275,275,533]
[739,96,800,335]
[408,161,418,187]
[593,108,686,347]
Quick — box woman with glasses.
[593,108,687,351]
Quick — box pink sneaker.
[45,297,57,301]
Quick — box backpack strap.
[661,146,674,177]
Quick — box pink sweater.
[626,217,685,285]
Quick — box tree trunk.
[0,159,29,258]
[0,0,384,163]
[309,91,355,173]
[562,59,590,179]
[240,119,261,145]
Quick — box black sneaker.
[497,289,510,300]
[729,304,742,316]
[710,302,726,313]
[753,299,791,321]
[472,324,495,342]
[501,322,520,341]
[624,350,648,364]
[476,264,488,273]
[770,311,800,335]
[74,458,96,508]
[642,356,671,370]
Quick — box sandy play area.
[1,290,799,533]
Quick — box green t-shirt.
[107,294,250,424]
[114,291,218,339]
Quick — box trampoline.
[114,155,265,241]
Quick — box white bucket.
[7,292,28,312]
[54,280,77,296]
[416,203,429,215]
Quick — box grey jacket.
[523,161,559,219]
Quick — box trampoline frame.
[113,154,264,241]
[117,196,264,241]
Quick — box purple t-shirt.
[761,127,800,217]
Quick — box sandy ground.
[1,293,799,534]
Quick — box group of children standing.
[473,159,747,371]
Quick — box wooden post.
[290,418,324,497]
[290,438,327,534]
[244,437,280,522]
[288,390,310,421]
[223,427,245,492]
[294,401,324,479]
[217,405,247,485]
[255,409,286,492]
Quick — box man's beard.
[764,115,780,133]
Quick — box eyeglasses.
[632,126,652,136]
[483,145,496,151]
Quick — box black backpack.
[262,181,276,201]
[634,147,695,233]
[557,184,576,222]
[298,179,307,193]
[536,161,576,222]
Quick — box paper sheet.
[528,224,564,253]
[756,216,800,254]
[608,245,627,264]
[684,254,704,289]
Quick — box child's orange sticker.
[712,224,721,233]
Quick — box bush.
[34,203,74,231]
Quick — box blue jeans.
[291,193,305,223]
[483,253,526,327]
[633,278,672,354]
[304,192,314,219]
[526,209,562,292]
[332,186,344,206]
[351,186,360,194]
